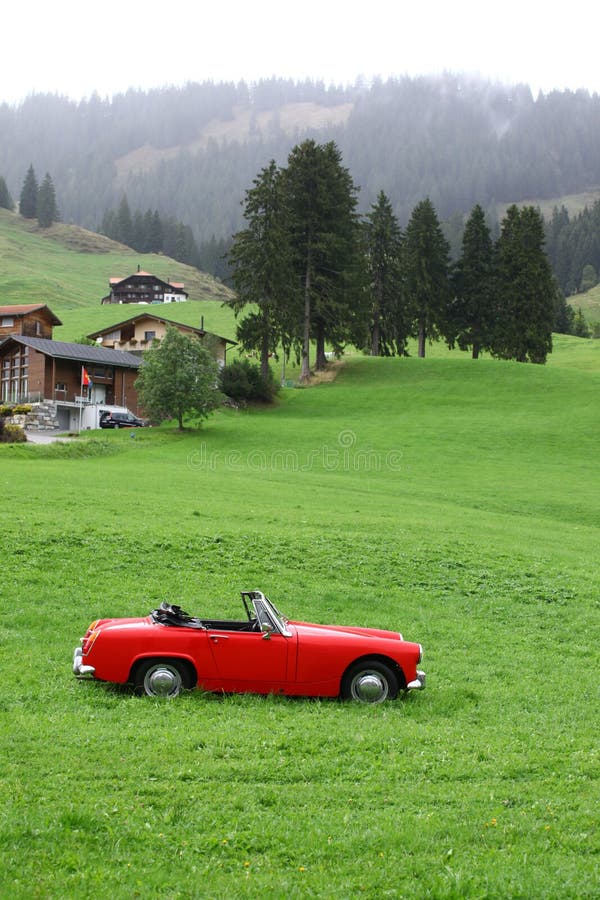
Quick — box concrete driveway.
[25,430,73,444]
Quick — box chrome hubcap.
[351,671,388,703]
[144,665,182,697]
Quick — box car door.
[206,628,290,694]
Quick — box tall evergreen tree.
[229,160,295,377]
[148,210,163,253]
[493,205,555,363]
[37,172,59,227]
[283,139,362,379]
[363,191,407,356]
[0,175,13,210]
[19,165,38,218]
[116,194,133,246]
[403,198,451,357]
[450,204,495,358]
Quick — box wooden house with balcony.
[101,270,188,305]
[0,335,142,428]
[0,304,62,340]
[87,312,236,367]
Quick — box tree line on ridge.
[229,140,557,380]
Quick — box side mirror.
[261,623,273,640]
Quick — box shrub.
[0,403,32,416]
[0,418,27,443]
[219,360,278,404]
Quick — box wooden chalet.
[0,304,62,340]
[101,269,188,305]
[87,312,236,367]
[0,336,142,427]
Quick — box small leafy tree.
[135,326,222,430]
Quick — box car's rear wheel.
[341,660,399,704]
[133,659,194,698]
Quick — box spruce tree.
[0,175,13,211]
[37,173,59,227]
[229,160,295,378]
[116,194,133,246]
[450,204,495,358]
[403,198,451,357]
[19,165,38,218]
[493,205,555,363]
[363,191,407,356]
[283,140,363,379]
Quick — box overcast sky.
[2,0,599,105]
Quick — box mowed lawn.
[1,350,598,899]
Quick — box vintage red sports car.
[73,591,425,703]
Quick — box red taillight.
[82,628,100,653]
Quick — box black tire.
[133,658,194,698]
[341,659,399,704]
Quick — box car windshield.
[265,596,289,624]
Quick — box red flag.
[82,366,90,387]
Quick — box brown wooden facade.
[0,305,62,340]
[0,337,142,414]
[101,270,188,305]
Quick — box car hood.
[289,621,403,641]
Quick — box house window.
[144,331,156,342]
[1,317,14,327]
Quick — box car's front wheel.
[341,660,400,703]
[133,659,194,698]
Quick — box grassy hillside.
[0,208,234,310]
[1,352,598,898]
[570,282,600,322]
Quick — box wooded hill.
[2,76,600,247]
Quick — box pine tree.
[363,191,407,356]
[572,307,591,338]
[229,160,295,377]
[116,194,133,246]
[450,204,495,358]
[493,205,555,363]
[283,140,363,379]
[37,173,59,227]
[19,165,38,218]
[148,210,163,253]
[0,175,13,210]
[403,198,451,357]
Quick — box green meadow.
[1,341,598,898]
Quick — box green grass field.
[1,341,598,897]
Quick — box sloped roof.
[5,336,141,368]
[0,304,62,325]
[87,311,237,345]
[109,272,186,290]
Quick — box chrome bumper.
[73,646,95,678]
[407,670,426,690]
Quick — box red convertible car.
[73,591,425,703]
